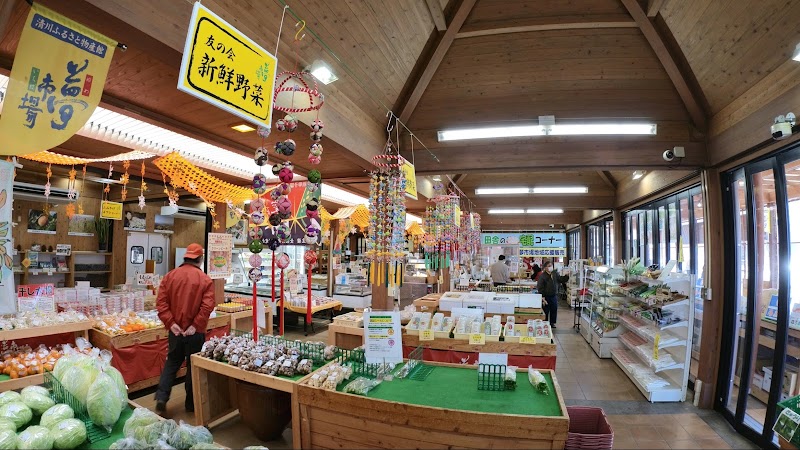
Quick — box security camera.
[663,149,675,162]
[549,224,555,228]
[772,113,796,140]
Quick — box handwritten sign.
[469,333,486,345]
[100,200,122,220]
[17,283,55,312]
[419,329,435,341]
[399,157,417,200]
[520,336,537,344]
[136,273,157,286]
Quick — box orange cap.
[184,243,204,259]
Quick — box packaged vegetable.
[109,437,149,449]
[123,407,160,438]
[166,421,213,449]
[342,377,381,396]
[0,391,20,407]
[134,419,177,445]
[0,418,15,432]
[87,372,123,432]
[41,404,75,429]
[20,385,49,397]
[504,365,518,390]
[153,438,176,449]
[105,366,129,412]
[528,366,549,395]
[0,401,32,428]
[61,363,100,404]
[0,430,15,450]
[17,424,53,450]
[21,390,56,415]
[190,444,224,449]
[51,418,87,449]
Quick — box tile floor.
[132,301,760,449]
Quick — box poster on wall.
[154,214,174,234]
[206,233,233,279]
[226,219,247,245]
[123,211,146,231]
[363,311,403,364]
[27,209,57,234]
[0,161,15,314]
[67,214,95,236]
[17,283,55,312]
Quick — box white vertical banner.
[0,160,15,314]
[206,233,233,280]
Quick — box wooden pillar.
[211,201,227,305]
[441,266,451,293]
[371,283,392,310]
[698,168,723,409]
[326,220,338,296]
[579,224,588,260]
[612,209,624,265]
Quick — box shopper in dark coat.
[537,261,569,328]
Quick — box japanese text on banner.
[0,161,14,313]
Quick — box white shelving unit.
[568,259,589,309]
[579,265,626,358]
[611,272,694,403]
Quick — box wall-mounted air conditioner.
[13,182,77,202]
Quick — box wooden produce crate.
[403,333,557,357]
[412,294,441,311]
[0,321,92,342]
[0,373,45,392]
[90,314,231,350]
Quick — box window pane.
[631,214,639,259]
[608,219,615,266]
[646,210,654,266]
[727,178,749,416]
[130,246,144,264]
[669,202,678,267]
[659,206,667,267]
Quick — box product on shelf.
[0,391,90,449]
[528,367,549,395]
[1,343,65,379]
[92,311,162,335]
[216,302,251,313]
[198,335,332,376]
[0,311,88,331]
[332,312,363,328]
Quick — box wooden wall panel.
[615,170,699,209]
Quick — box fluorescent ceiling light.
[438,122,657,141]
[308,60,338,85]
[527,208,563,214]
[476,186,587,195]
[230,123,255,132]
[632,170,646,180]
[488,209,526,214]
[794,42,800,62]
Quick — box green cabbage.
[16,424,53,450]
[0,418,16,432]
[0,401,32,428]
[41,404,75,429]
[109,437,149,449]
[21,391,55,415]
[134,419,177,445]
[53,353,91,381]
[123,407,160,438]
[0,391,20,407]
[87,372,123,432]
[51,418,87,450]
[20,385,49,397]
[166,421,213,449]
[0,430,15,450]
[61,364,99,405]
[154,439,176,449]
[105,366,129,412]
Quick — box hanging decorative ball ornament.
[304,232,317,245]
[310,131,323,142]
[250,198,265,212]
[254,147,269,166]
[277,223,291,242]
[283,162,294,172]
[310,143,323,156]
[307,170,322,184]
[276,196,292,215]
[249,239,263,254]
[311,119,324,132]
[249,254,263,268]
[248,267,263,282]
[249,226,264,241]
[276,252,291,269]
[307,183,319,193]
[271,164,282,176]
[257,125,271,139]
[275,114,298,132]
[308,155,321,165]
[276,183,292,196]
[278,167,294,183]
[304,250,318,268]
[270,189,281,201]
[250,210,265,225]
[306,209,320,220]
[274,139,296,156]
[252,173,267,194]
[267,238,281,251]
[306,199,319,211]
[269,213,282,227]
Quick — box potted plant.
[95,218,110,252]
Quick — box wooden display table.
[327,323,363,349]
[438,308,547,323]
[284,301,342,334]
[295,362,569,449]
[403,333,558,369]
[88,314,231,392]
[219,309,273,335]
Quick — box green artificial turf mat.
[86,406,133,449]
[340,365,563,417]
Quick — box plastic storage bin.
[564,406,613,450]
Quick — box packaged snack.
[278,359,295,377]
[296,359,313,375]
[342,377,381,396]
[307,374,322,387]
[322,375,339,391]
[470,320,481,334]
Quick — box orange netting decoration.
[20,149,152,165]
[153,152,254,205]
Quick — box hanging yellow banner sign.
[400,158,417,200]
[100,201,123,220]
[0,4,116,156]
[178,2,277,129]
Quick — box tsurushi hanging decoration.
[366,150,406,288]
[423,194,459,271]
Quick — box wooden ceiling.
[2,0,799,227]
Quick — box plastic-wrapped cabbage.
[52,352,92,381]
[0,430,15,450]
[106,366,129,412]
[21,390,56,415]
[51,418,87,450]
[87,372,123,432]
[134,419,177,445]
[123,407,160,438]
[153,439,176,450]
[243,447,271,450]
[41,404,75,429]
[0,401,32,428]
[0,391,20,407]
[0,418,16,432]
[16,424,53,450]
[20,385,49,397]
[190,444,224,449]
[167,421,213,449]
[61,363,100,404]
[109,437,149,450]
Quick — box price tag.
[520,336,537,344]
[419,330,435,341]
[653,333,660,360]
[469,333,486,345]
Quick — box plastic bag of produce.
[16,424,54,450]
[153,439,176,450]
[134,419,177,445]
[105,366,129,412]
[0,401,32,428]
[190,444,224,449]
[0,391,20,407]
[20,385,49,397]
[60,362,100,404]
[0,430,15,450]
[123,407,160,438]
[87,372,123,432]
[41,404,75,429]
[21,390,55,415]
[244,447,270,450]
[528,366,550,395]
[53,351,92,381]
[50,418,87,450]
[0,418,15,432]
[109,438,149,450]
[167,421,213,449]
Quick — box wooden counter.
[326,323,364,349]
[403,333,557,357]
[219,309,273,335]
[89,314,230,350]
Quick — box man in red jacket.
[155,243,215,414]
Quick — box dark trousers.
[156,331,204,408]
[544,294,558,326]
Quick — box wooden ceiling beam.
[597,171,617,190]
[620,0,708,132]
[646,0,666,18]
[456,20,637,39]
[397,0,477,123]
[470,195,616,210]
[425,0,447,31]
